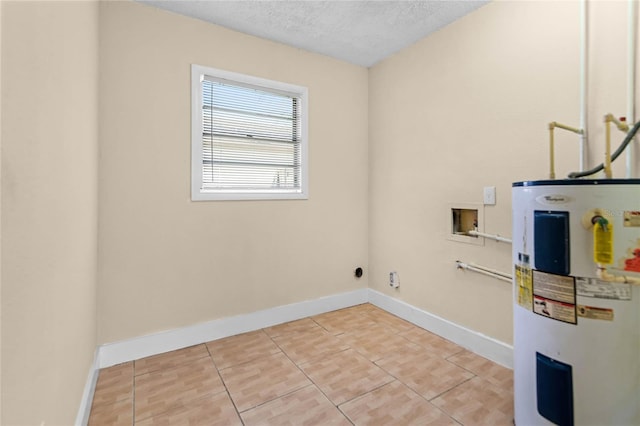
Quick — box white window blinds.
[201,77,302,193]
[192,65,308,201]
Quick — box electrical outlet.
[389,271,399,288]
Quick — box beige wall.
[1,1,99,425]
[369,0,639,345]
[0,1,3,422]
[97,1,369,344]
[586,0,640,177]
[1,1,638,423]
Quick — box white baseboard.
[75,348,100,426]
[98,288,369,369]
[367,289,513,369]
[79,287,512,425]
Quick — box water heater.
[512,179,640,426]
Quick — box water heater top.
[513,178,640,187]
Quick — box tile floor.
[88,303,514,425]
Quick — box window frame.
[191,64,309,201]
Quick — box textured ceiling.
[138,0,488,67]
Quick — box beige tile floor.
[89,303,514,425]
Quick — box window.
[191,65,308,201]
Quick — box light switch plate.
[483,186,496,205]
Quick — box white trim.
[96,287,512,369]
[98,288,368,369]
[367,289,513,369]
[79,287,513,421]
[75,349,100,426]
[191,64,309,201]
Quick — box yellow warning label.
[577,305,614,321]
[594,221,614,264]
[515,264,533,310]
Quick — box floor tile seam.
[444,356,487,380]
[368,320,411,335]
[445,357,512,386]
[215,343,315,417]
[309,316,330,333]
[266,328,353,405]
[373,354,475,405]
[234,381,313,415]
[300,380,344,415]
[203,329,273,353]
[334,324,401,345]
[433,405,466,426]
[333,338,402,364]
[335,377,400,410]
[310,313,372,334]
[87,396,134,416]
[268,324,354,368]
[203,340,247,414]
[132,388,225,424]
[220,388,247,426]
[94,372,133,386]
[444,349,473,362]
[214,346,285,372]
[133,353,213,377]
[269,327,342,345]
[456,371,512,393]
[295,346,353,370]
[359,340,442,364]
[133,365,221,391]
[372,345,436,367]
[97,362,134,375]
[427,374,476,404]
[371,359,420,396]
[206,342,283,363]
[441,347,465,359]
[94,380,133,393]
[338,377,458,424]
[203,339,227,375]
[265,324,303,360]
[236,382,319,416]
[210,354,236,399]
[400,334,466,357]
[90,394,134,412]
[335,402,357,426]
[281,343,375,411]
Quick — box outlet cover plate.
[483,186,496,205]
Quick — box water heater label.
[576,277,631,300]
[533,270,576,304]
[535,194,572,205]
[623,211,640,227]
[515,263,533,310]
[593,221,614,264]
[532,270,577,324]
[533,296,577,324]
[577,305,614,321]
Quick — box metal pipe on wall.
[579,0,589,172]
[456,261,512,283]
[467,230,513,244]
[626,0,638,178]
